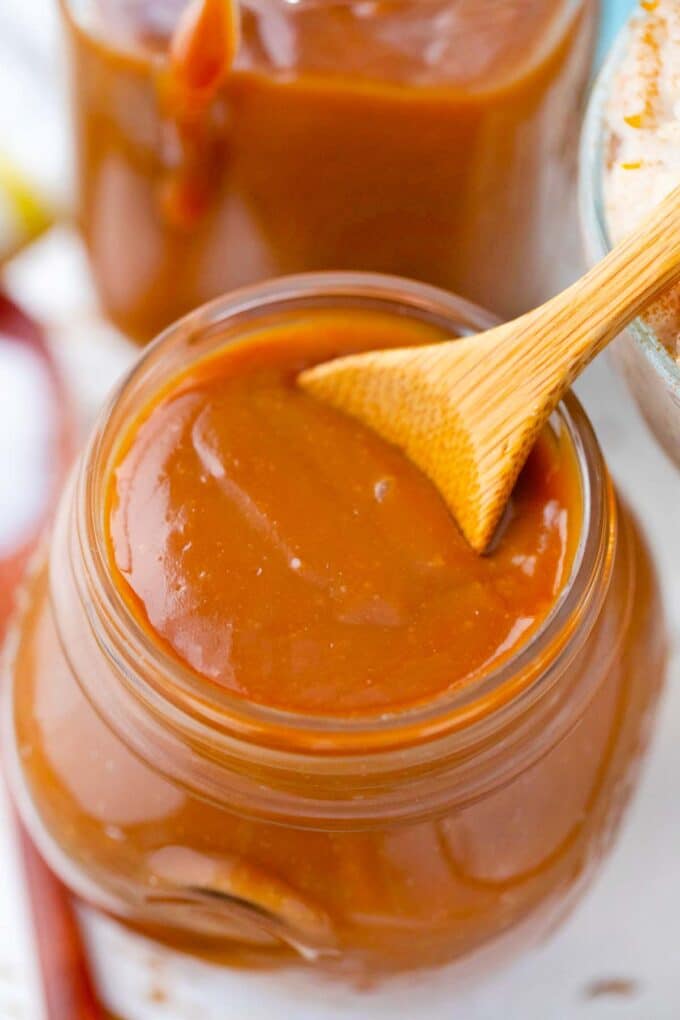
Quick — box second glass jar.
[62,0,597,341]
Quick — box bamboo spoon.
[300,184,680,552]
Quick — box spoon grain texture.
[300,184,680,551]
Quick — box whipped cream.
[603,0,680,360]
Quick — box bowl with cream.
[580,0,680,467]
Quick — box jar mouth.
[77,272,613,755]
[578,13,680,397]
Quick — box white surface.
[0,782,41,1020]
[0,340,58,555]
[2,226,680,1020]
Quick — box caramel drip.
[169,0,240,104]
[159,0,240,229]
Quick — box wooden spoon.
[300,184,680,552]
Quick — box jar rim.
[578,11,680,397]
[76,271,614,757]
[61,0,590,88]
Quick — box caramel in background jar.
[62,0,597,342]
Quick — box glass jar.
[61,0,597,342]
[4,273,666,981]
[579,17,680,470]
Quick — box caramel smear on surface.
[584,977,640,1000]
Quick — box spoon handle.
[299,181,680,553]
[501,181,680,394]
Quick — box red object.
[0,293,105,1018]
[18,825,106,1020]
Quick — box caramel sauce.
[107,308,581,714]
